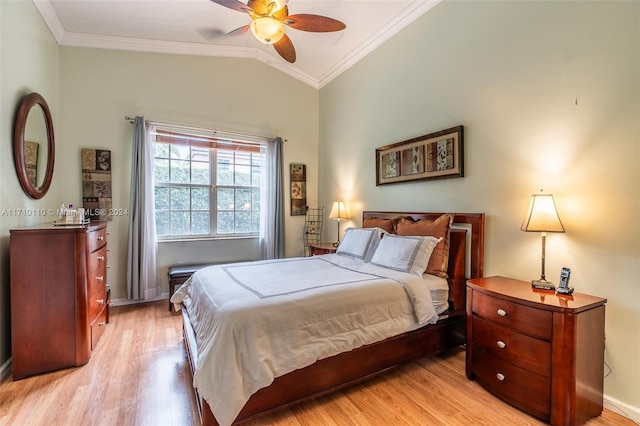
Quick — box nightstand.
[466,276,606,426]
[307,242,337,256]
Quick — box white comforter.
[170,254,441,426]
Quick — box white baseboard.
[0,357,12,382]
[604,395,640,424]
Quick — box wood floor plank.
[0,301,635,426]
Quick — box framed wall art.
[82,148,113,220]
[290,163,307,216]
[375,125,464,185]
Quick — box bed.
[172,211,485,426]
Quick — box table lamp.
[329,201,350,247]
[520,191,565,290]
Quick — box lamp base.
[531,279,556,291]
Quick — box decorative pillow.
[336,227,383,262]
[370,234,442,276]
[362,216,409,234]
[396,213,454,278]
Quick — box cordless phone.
[556,267,574,295]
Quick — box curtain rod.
[124,116,285,143]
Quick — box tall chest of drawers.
[10,223,110,379]
[466,276,606,426]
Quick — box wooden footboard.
[181,212,484,425]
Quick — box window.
[152,127,265,239]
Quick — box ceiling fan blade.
[273,34,296,63]
[227,25,250,35]
[210,0,253,14]
[285,14,346,32]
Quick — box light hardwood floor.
[0,301,635,426]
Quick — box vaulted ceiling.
[34,0,440,88]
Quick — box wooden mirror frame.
[13,92,55,199]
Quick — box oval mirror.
[13,92,55,199]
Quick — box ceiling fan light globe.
[250,17,286,44]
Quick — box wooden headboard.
[362,212,485,312]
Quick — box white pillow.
[370,234,442,276]
[336,227,383,262]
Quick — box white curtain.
[126,117,159,299]
[259,137,285,259]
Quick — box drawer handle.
[98,322,106,327]
[97,256,105,261]
[97,236,104,241]
[497,309,507,317]
[496,340,506,349]
[97,299,104,305]
[496,373,506,381]
[96,276,104,281]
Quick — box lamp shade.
[328,201,350,220]
[521,193,565,233]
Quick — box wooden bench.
[167,264,212,311]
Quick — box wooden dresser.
[466,276,606,426]
[10,223,110,379]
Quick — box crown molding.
[33,0,438,89]
[33,0,65,43]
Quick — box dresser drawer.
[88,267,107,298]
[89,289,108,323]
[472,316,551,377]
[472,291,552,339]
[87,246,108,274]
[87,226,107,253]
[472,350,551,421]
[90,306,108,350]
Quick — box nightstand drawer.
[472,350,551,421]
[472,316,551,377]
[472,291,552,339]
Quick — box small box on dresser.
[10,222,110,379]
[466,276,606,426]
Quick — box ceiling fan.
[209,0,346,63]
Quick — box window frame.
[152,125,266,241]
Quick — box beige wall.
[0,0,61,371]
[57,48,319,301]
[1,1,319,369]
[319,0,639,417]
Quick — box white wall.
[57,47,319,301]
[319,0,639,417]
[0,0,61,370]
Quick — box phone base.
[557,286,575,295]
